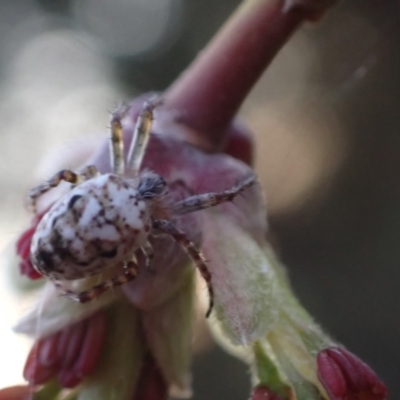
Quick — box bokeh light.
[72,0,183,58]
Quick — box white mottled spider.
[29,98,255,317]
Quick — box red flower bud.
[132,355,168,400]
[23,312,106,388]
[317,347,388,400]
[250,385,285,400]
[16,213,46,280]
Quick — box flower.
[317,347,388,400]
[14,122,266,399]
[4,0,387,399]
[13,128,388,399]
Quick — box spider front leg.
[53,259,139,303]
[29,165,99,214]
[170,174,256,216]
[110,97,162,176]
[152,219,214,318]
[110,105,128,175]
[127,96,162,174]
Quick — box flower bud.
[317,347,388,400]
[250,385,284,400]
[16,213,46,280]
[23,312,106,389]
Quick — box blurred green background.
[0,0,398,398]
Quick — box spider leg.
[127,96,162,174]
[80,165,100,180]
[140,241,155,271]
[53,259,139,303]
[170,174,256,216]
[152,219,214,318]
[110,106,127,175]
[29,165,99,214]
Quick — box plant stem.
[165,0,308,150]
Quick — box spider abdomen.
[30,174,150,280]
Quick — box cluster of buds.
[1,0,388,400]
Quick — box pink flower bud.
[317,347,388,400]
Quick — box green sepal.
[77,301,144,400]
[202,213,281,345]
[142,269,195,398]
[30,379,63,400]
[253,341,289,399]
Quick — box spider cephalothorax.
[29,98,256,316]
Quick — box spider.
[29,98,256,317]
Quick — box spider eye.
[137,173,166,199]
[100,248,118,259]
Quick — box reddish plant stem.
[165,0,306,150]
